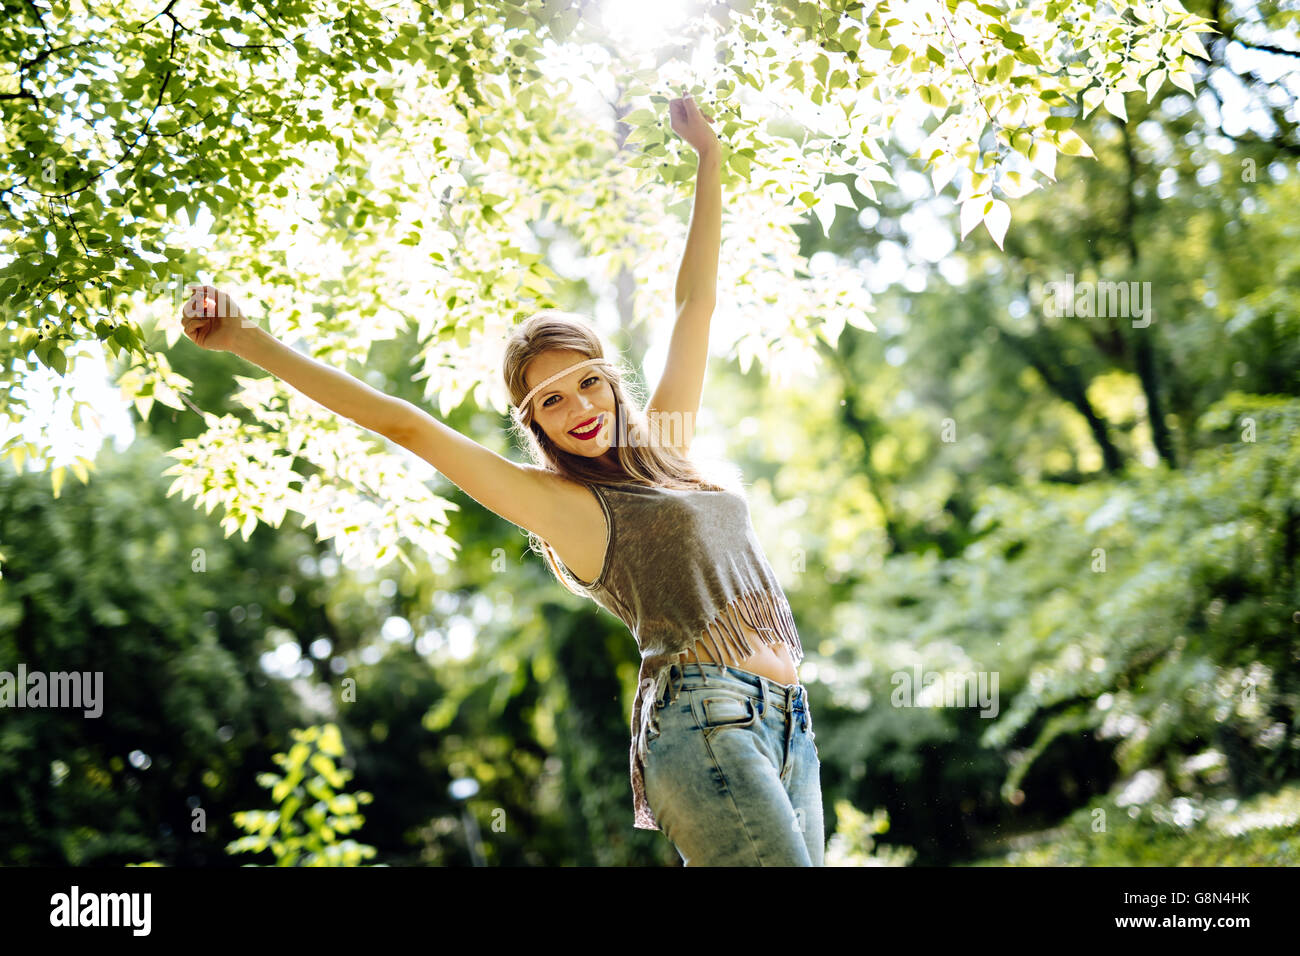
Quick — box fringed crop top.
[555,479,805,831]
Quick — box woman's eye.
[543,376,599,408]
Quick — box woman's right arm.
[381,401,571,543]
[234,325,412,439]
[182,285,567,541]
[236,328,566,538]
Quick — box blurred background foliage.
[3,0,1299,865]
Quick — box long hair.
[502,309,743,594]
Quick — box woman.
[179,94,824,866]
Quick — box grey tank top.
[556,479,805,831]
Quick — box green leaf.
[812,53,829,86]
[1054,128,1094,158]
[983,199,1010,249]
[823,181,855,209]
[960,196,989,240]
[1180,30,1210,60]
[786,60,806,90]
[1144,68,1167,102]
[1103,90,1128,122]
[1169,70,1196,95]
[931,158,958,194]
[1029,140,1057,179]
[549,7,580,41]
[1082,86,1104,117]
[813,194,838,236]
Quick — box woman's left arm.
[648,94,721,454]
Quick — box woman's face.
[524,349,617,459]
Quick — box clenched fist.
[181,284,252,353]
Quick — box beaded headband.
[512,357,612,425]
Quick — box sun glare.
[597,0,693,52]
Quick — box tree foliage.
[2,0,1212,572]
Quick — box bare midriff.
[683,623,799,686]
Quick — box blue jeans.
[642,661,825,866]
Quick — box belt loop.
[663,653,684,707]
[639,671,669,762]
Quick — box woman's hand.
[668,92,718,157]
[181,284,253,353]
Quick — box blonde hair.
[502,309,742,594]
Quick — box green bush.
[825,801,916,866]
[226,724,378,867]
[815,393,1300,860]
[967,780,1300,866]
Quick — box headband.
[513,357,612,424]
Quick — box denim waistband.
[636,659,811,767]
[657,661,807,713]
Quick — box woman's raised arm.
[646,94,722,456]
[179,285,568,541]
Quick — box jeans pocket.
[692,689,758,736]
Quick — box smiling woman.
[496,304,822,862]
[500,311,716,490]
[477,91,824,863]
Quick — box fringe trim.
[630,586,804,831]
[699,584,804,668]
